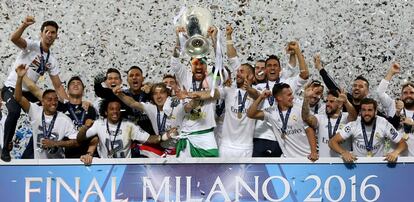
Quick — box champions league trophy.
[180,7,213,58]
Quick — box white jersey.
[4,39,60,90]
[170,56,239,92]
[218,87,256,156]
[181,99,216,133]
[400,109,414,156]
[376,79,396,116]
[314,112,351,157]
[263,105,311,157]
[338,116,402,157]
[86,119,150,158]
[254,76,307,141]
[141,97,183,135]
[141,97,184,149]
[375,79,414,156]
[28,103,77,159]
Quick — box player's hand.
[314,54,322,70]
[287,41,301,55]
[226,24,233,39]
[15,64,28,77]
[388,63,400,76]
[341,151,357,163]
[41,139,56,149]
[141,84,152,94]
[84,119,94,128]
[22,16,35,26]
[337,88,348,104]
[81,100,91,111]
[260,89,272,99]
[80,154,93,166]
[384,151,399,163]
[207,26,218,39]
[112,86,123,96]
[395,99,404,115]
[308,152,319,162]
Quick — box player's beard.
[404,98,414,109]
[362,116,375,125]
[326,107,337,117]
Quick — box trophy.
[180,7,213,58]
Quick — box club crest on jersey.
[375,132,381,139]
[344,126,351,133]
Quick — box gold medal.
[281,132,287,139]
[367,151,373,157]
[237,112,242,119]
[403,133,409,140]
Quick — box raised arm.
[173,26,186,58]
[247,90,270,120]
[384,63,400,81]
[281,44,297,79]
[302,86,318,129]
[289,41,309,80]
[10,16,35,49]
[376,63,399,116]
[49,74,69,101]
[22,75,42,100]
[207,26,218,54]
[314,54,340,92]
[171,26,190,88]
[14,64,31,112]
[288,51,297,69]
[225,25,237,58]
[338,89,357,122]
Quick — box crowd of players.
[0,16,413,165]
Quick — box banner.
[1,157,413,202]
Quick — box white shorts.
[219,141,253,158]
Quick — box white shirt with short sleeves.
[338,116,402,157]
[86,119,150,158]
[254,76,307,141]
[218,87,256,157]
[4,39,59,91]
[263,105,311,157]
[28,103,77,159]
[314,112,351,157]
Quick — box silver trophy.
[180,7,213,58]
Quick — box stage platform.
[1,157,413,202]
